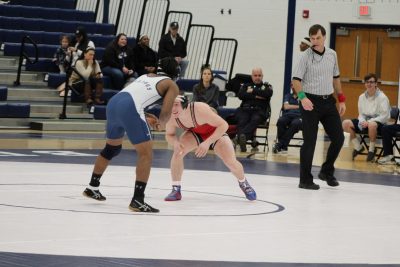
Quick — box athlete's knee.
[100,144,122,160]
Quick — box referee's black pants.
[299,94,344,185]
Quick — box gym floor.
[0,128,399,267]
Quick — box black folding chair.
[357,106,399,160]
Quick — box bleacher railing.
[162,11,192,44]
[14,36,38,86]
[75,0,237,82]
[136,0,170,49]
[206,38,238,81]
[185,24,214,79]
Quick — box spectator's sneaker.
[352,146,365,160]
[82,188,106,201]
[164,186,182,201]
[129,199,160,213]
[366,148,377,162]
[239,180,257,201]
[272,143,287,154]
[239,134,247,152]
[377,155,395,165]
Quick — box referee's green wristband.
[298,91,306,100]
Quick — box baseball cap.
[170,22,179,29]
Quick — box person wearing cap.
[158,22,188,78]
[133,34,158,76]
[69,26,95,66]
[101,33,135,90]
[292,24,346,190]
[163,95,257,202]
[82,57,180,213]
[300,37,312,52]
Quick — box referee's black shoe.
[318,173,340,187]
[129,198,160,213]
[298,182,320,190]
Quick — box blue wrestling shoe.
[164,185,182,201]
[239,180,257,201]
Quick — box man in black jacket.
[158,22,188,78]
[234,68,273,152]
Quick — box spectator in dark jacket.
[100,33,135,90]
[192,64,219,110]
[133,34,158,76]
[158,22,188,78]
[234,68,273,152]
[69,26,95,66]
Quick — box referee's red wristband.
[338,93,346,103]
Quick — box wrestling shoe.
[129,199,160,213]
[82,187,106,201]
[239,180,257,201]
[164,186,182,201]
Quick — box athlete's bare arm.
[156,79,179,130]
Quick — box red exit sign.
[359,5,371,16]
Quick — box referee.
[292,24,346,190]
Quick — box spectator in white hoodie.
[342,73,390,162]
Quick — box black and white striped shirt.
[292,47,340,95]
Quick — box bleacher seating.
[0,103,30,118]
[0,5,95,22]
[0,86,7,101]
[10,0,76,9]
[71,88,118,103]
[0,16,114,35]
[0,29,135,48]
[3,42,105,59]
[47,73,112,89]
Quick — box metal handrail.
[207,38,238,81]
[14,35,39,86]
[59,65,87,119]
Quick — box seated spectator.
[192,64,219,110]
[69,47,104,109]
[342,73,390,162]
[377,122,400,165]
[133,34,158,76]
[299,37,312,52]
[234,68,273,152]
[273,87,302,154]
[69,26,95,66]
[52,35,71,74]
[101,33,135,90]
[158,22,188,79]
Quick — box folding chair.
[247,104,271,152]
[273,107,303,149]
[357,106,399,160]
